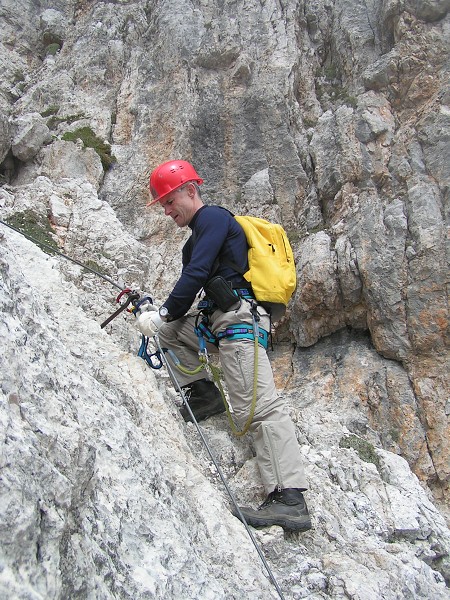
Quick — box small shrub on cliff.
[46,113,86,130]
[41,106,59,118]
[339,434,381,470]
[6,210,58,254]
[45,43,61,56]
[62,127,116,171]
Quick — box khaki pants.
[158,300,308,494]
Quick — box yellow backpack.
[234,215,297,321]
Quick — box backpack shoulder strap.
[190,205,238,277]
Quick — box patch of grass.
[6,210,58,254]
[334,89,357,108]
[84,259,104,274]
[339,434,381,470]
[14,70,25,82]
[315,63,357,109]
[323,64,338,80]
[286,229,301,244]
[303,115,318,128]
[66,114,87,125]
[47,113,86,130]
[308,224,326,235]
[41,106,59,118]
[62,127,117,171]
[389,428,400,443]
[45,43,61,56]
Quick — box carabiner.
[137,335,165,369]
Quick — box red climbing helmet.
[148,160,204,206]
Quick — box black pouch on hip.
[204,276,240,312]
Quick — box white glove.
[135,298,157,315]
[135,309,163,337]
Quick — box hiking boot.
[180,379,226,423]
[232,488,312,532]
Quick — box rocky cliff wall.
[0,0,449,598]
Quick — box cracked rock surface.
[0,0,449,598]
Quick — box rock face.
[0,0,449,598]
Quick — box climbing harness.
[152,333,286,600]
[218,323,268,347]
[140,295,267,437]
[191,299,266,437]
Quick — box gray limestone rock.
[11,113,52,162]
[0,0,449,597]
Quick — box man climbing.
[135,159,311,533]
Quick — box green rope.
[208,329,259,438]
[169,320,260,438]
[175,362,206,376]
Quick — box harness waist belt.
[194,321,269,349]
[217,324,269,349]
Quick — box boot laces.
[258,491,279,510]
[182,384,193,400]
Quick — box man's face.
[159,184,196,227]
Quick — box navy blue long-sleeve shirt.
[163,205,249,319]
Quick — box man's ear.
[186,182,196,198]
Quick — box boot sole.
[234,512,312,533]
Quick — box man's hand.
[134,297,156,315]
[135,309,163,337]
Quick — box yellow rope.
[208,335,259,438]
[174,362,206,375]
[171,326,260,438]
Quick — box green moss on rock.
[339,434,381,470]
[62,127,116,171]
[6,210,58,254]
